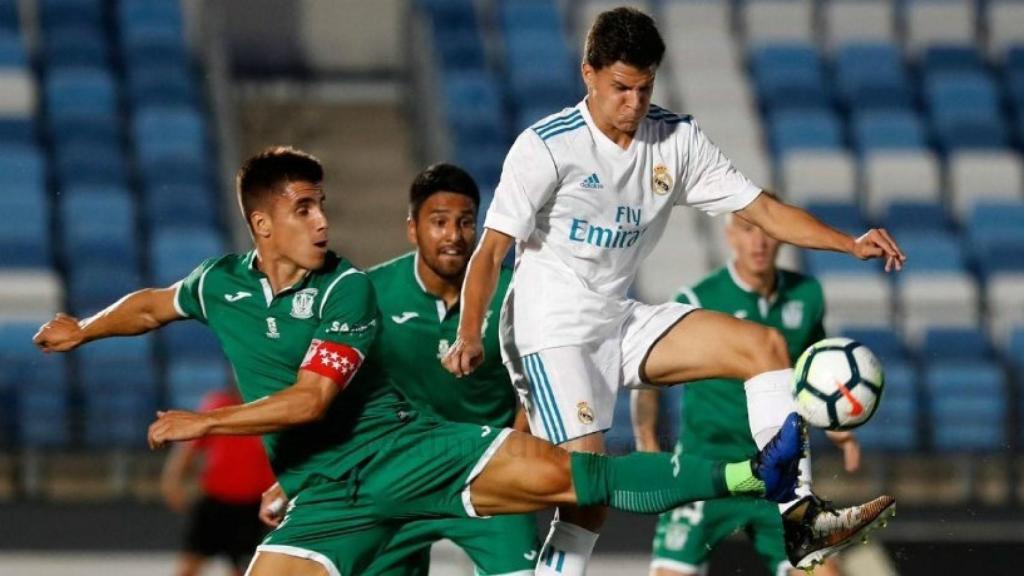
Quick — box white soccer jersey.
[485,100,762,360]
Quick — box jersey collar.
[580,98,639,156]
[245,249,313,306]
[413,251,451,322]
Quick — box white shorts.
[504,300,695,444]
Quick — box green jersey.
[175,250,408,496]
[367,252,516,427]
[675,264,826,462]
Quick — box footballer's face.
[408,192,477,281]
[583,61,656,138]
[727,214,780,276]
[265,180,329,270]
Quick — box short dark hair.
[409,163,480,219]
[236,146,324,224]
[584,7,665,71]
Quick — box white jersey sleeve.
[677,120,762,216]
[484,130,559,241]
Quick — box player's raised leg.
[641,309,895,569]
[245,551,329,576]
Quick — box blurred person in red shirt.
[161,386,276,576]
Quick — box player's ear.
[251,210,272,239]
[582,62,595,92]
[405,215,417,246]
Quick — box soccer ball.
[792,337,884,430]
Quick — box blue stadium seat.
[444,71,507,144]
[851,110,928,154]
[882,201,951,233]
[922,327,994,361]
[967,202,1024,277]
[841,327,908,362]
[926,72,1008,151]
[39,0,104,31]
[455,140,506,191]
[751,43,830,112]
[498,0,563,36]
[926,361,1007,452]
[42,25,110,68]
[126,64,198,107]
[54,141,128,187]
[805,200,866,232]
[44,67,118,123]
[503,28,579,110]
[605,388,634,455]
[142,182,219,228]
[166,358,229,410]
[834,42,913,112]
[0,144,46,189]
[0,196,52,268]
[1008,328,1024,370]
[0,30,27,67]
[853,361,918,451]
[894,231,968,275]
[48,114,120,150]
[769,109,843,157]
[0,118,37,145]
[922,44,986,75]
[16,357,71,448]
[432,27,486,71]
[66,261,142,315]
[80,357,157,448]
[118,0,184,52]
[161,321,223,362]
[132,105,207,169]
[149,226,225,286]
[60,190,138,266]
[0,0,18,33]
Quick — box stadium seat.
[167,358,229,410]
[80,356,157,448]
[0,117,37,145]
[898,274,980,341]
[605,388,635,455]
[60,189,138,266]
[42,25,111,68]
[0,190,52,268]
[819,273,893,331]
[16,357,71,448]
[769,109,843,157]
[853,360,917,451]
[0,0,17,33]
[743,0,814,45]
[0,30,27,67]
[823,0,896,49]
[833,42,913,112]
[986,274,1024,346]
[894,231,968,276]
[781,150,857,206]
[922,44,986,74]
[160,321,223,362]
[881,201,951,234]
[851,109,928,154]
[804,200,866,233]
[66,261,143,315]
[39,0,104,31]
[149,226,225,286]
[905,0,976,55]
[863,151,942,218]
[54,141,129,187]
[141,182,219,228]
[926,72,1008,151]
[750,43,830,112]
[503,28,579,110]
[132,105,207,169]
[1009,327,1024,369]
[442,71,506,145]
[430,24,486,72]
[841,327,908,362]
[44,67,118,124]
[126,63,198,107]
[0,270,63,321]
[948,151,1024,220]
[0,70,36,117]
[921,327,994,361]
[926,361,1006,452]
[987,0,1024,58]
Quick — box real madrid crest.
[577,401,595,425]
[653,164,673,195]
[290,288,319,319]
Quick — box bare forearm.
[740,194,855,253]
[458,246,502,341]
[81,288,180,342]
[631,389,661,452]
[205,385,330,435]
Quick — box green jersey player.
[358,164,540,575]
[34,147,807,576]
[634,214,862,576]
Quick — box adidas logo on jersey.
[580,173,603,190]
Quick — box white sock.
[744,368,812,513]
[535,520,599,576]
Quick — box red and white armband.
[300,338,364,390]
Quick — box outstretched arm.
[631,389,662,452]
[148,369,341,448]
[736,192,906,272]
[34,286,182,352]
[442,228,515,377]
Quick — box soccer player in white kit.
[443,7,904,574]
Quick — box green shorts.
[651,497,790,575]
[365,513,539,576]
[257,415,513,576]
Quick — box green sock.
[570,452,765,514]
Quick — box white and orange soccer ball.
[792,337,884,430]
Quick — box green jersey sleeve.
[174,257,220,323]
[314,270,379,358]
[674,285,702,307]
